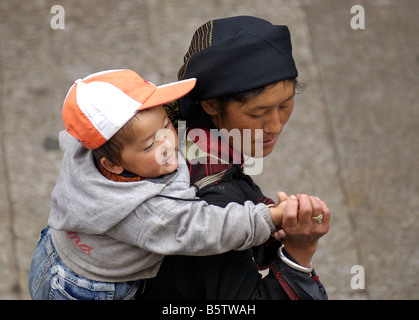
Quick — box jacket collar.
[95,160,142,183]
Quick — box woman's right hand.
[279,194,330,268]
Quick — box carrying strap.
[192,169,228,191]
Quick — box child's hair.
[92,112,142,165]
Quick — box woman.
[137,16,330,300]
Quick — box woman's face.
[207,80,295,157]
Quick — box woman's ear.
[201,99,221,116]
[100,157,124,175]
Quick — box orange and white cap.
[62,69,196,149]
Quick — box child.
[28,69,286,300]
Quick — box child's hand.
[268,191,289,227]
[268,201,287,227]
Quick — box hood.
[48,131,176,234]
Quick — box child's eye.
[144,142,154,151]
[164,121,170,128]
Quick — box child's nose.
[163,135,173,148]
[161,136,172,156]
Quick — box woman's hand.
[272,193,331,268]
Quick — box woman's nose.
[264,110,282,134]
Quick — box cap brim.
[140,78,196,110]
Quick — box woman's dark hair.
[211,78,306,113]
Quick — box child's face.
[118,106,179,178]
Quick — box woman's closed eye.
[248,113,264,119]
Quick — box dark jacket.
[137,127,327,300]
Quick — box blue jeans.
[28,227,143,300]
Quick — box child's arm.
[107,196,284,257]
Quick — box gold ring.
[312,213,323,224]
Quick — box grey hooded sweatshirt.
[48,131,275,282]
